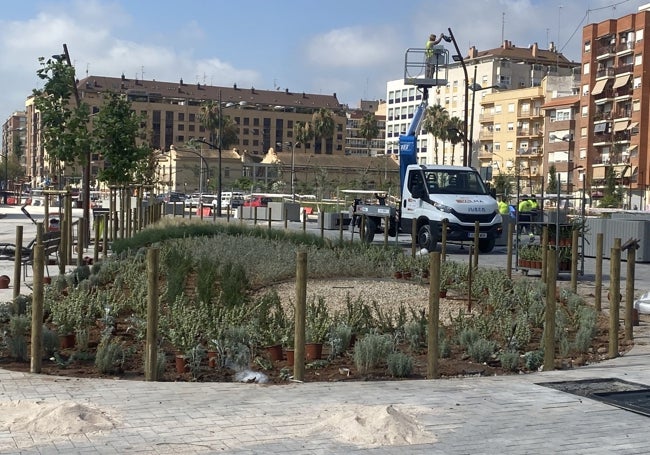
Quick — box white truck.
[352,41,502,252]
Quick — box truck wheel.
[363,218,376,243]
[478,237,496,253]
[417,224,437,251]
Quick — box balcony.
[517,147,543,157]
[596,67,616,78]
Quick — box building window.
[495,105,502,114]
[583,62,590,75]
[584,40,591,53]
[581,105,588,117]
[507,122,514,131]
[189,113,195,122]
[178,124,184,131]
[253,118,260,126]
[494,123,501,132]
[582,84,589,96]
[635,54,642,65]
[243,117,250,126]
[636,29,644,42]
[581,127,587,137]
[189,125,195,132]
[506,141,513,150]
[633,99,641,111]
[494,143,501,151]
[634,76,642,88]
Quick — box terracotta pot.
[402,271,412,280]
[439,290,448,298]
[265,344,283,362]
[43,276,52,285]
[59,333,76,349]
[305,342,323,361]
[175,355,188,374]
[0,275,10,289]
[393,271,403,279]
[285,349,295,366]
[207,351,217,368]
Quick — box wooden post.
[543,250,557,372]
[120,189,126,238]
[93,215,100,264]
[12,226,23,300]
[383,216,389,247]
[595,233,603,312]
[319,210,324,239]
[506,222,513,279]
[268,207,273,231]
[360,214,366,243]
[609,238,621,359]
[44,195,50,232]
[411,221,417,258]
[102,214,109,259]
[254,206,258,225]
[541,226,549,283]
[473,221,480,268]
[441,219,448,262]
[467,245,473,312]
[145,248,160,381]
[30,244,44,373]
[59,202,68,275]
[294,250,307,382]
[76,218,85,266]
[624,241,637,341]
[339,213,344,243]
[284,206,288,230]
[570,229,579,293]
[427,251,441,379]
[302,209,306,233]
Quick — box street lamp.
[276,141,297,201]
[447,28,469,166]
[167,143,211,194]
[192,138,221,215]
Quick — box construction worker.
[518,196,533,234]
[498,198,509,216]
[425,34,443,78]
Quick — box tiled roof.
[541,95,580,109]
[77,76,343,111]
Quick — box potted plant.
[305,297,332,361]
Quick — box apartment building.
[24,76,347,191]
[1,112,27,190]
[579,5,650,209]
[386,39,579,166]
[345,99,386,157]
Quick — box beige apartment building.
[23,76,348,193]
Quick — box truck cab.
[401,164,502,253]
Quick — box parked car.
[243,196,272,207]
[186,194,202,207]
[159,192,185,203]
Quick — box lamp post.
[193,138,222,216]
[447,28,469,166]
[168,144,211,196]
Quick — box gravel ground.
[256,278,466,323]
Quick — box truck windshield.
[424,169,488,195]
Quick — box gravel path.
[256,278,466,323]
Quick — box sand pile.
[0,400,117,435]
[302,404,436,447]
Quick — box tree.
[92,92,151,186]
[294,121,314,149]
[311,108,335,154]
[422,104,448,164]
[599,166,624,208]
[447,116,464,165]
[358,112,379,156]
[32,55,91,177]
[547,165,558,194]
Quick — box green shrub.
[386,352,414,377]
[42,326,59,356]
[95,336,125,374]
[459,328,480,348]
[499,351,520,371]
[353,333,394,374]
[328,324,353,359]
[439,338,451,358]
[524,350,544,371]
[404,320,426,352]
[220,261,249,307]
[467,338,495,363]
[11,295,30,316]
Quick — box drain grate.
[538,378,650,417]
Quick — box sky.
[0,0,643,122]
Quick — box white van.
[214,192,245,210]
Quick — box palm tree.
[422,104,448,164]
[358,112,379,156]
[293,121,314,150]
[311,108,335,154]
[447,116,464,165]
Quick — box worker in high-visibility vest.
[518,196,533,234]
[498,199,509,216]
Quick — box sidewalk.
[1,204,650,453]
